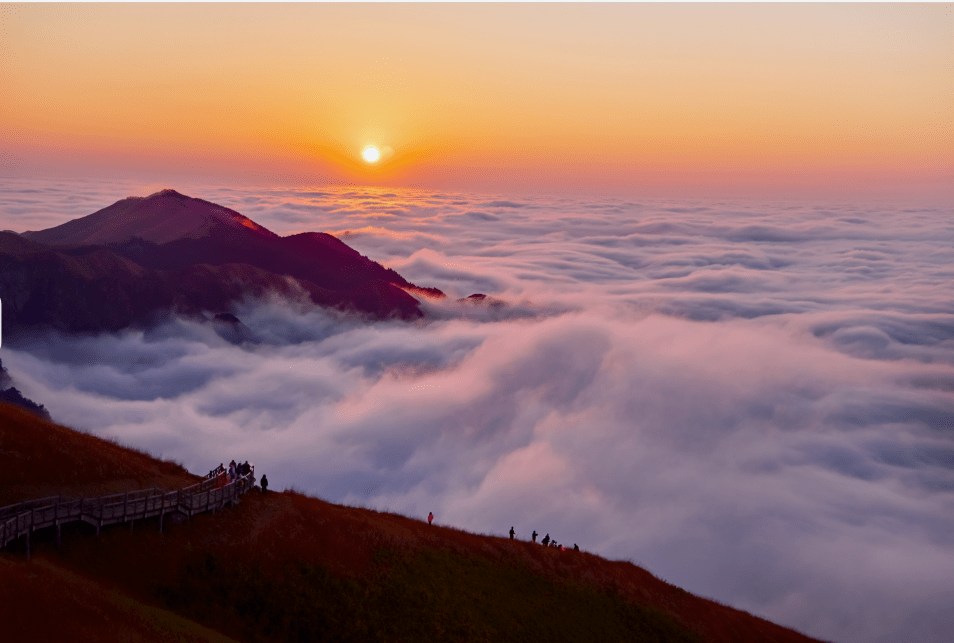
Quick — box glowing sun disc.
[363,147,380,162]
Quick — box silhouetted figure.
[261,475,268,494]
[428,512,434,526]
[532,531,538,543]
[542,534,550,546]
[509,526,515,540]
[574,544,579,551]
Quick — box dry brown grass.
[38,489,822,643]
[0,556,240,643]
[0,402,199,505]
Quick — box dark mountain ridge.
[1,190,445,334]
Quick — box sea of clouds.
[2,177,953,643]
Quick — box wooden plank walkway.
[0,465,255,557]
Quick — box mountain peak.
[21,190,277,246]
[147,188,189,199]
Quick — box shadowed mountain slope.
[0,404,824,643]
[0,231,320,332]
[2,190,443,331]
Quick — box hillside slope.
[0,556,240,643]
[0,403,824,643]
[0,403,198,505]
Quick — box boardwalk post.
[55,497,61,548]
[28,508,34,559]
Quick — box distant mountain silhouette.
[2,190,445,334]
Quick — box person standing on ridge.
[532,530,538,543]
[261,475,268,494]
[509,526,515,540]
[428,512,434,526]
[542,533,550,546]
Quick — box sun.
[363,146,380,163]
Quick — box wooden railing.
[0,468,255,558]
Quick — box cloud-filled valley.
[2,178,953,643]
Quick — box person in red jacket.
[427,512,434,526]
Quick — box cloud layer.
[2,179,953,643]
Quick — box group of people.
[426,514,580,552]
[521,528,579,552]
[226,459,254,482]
[217,460,267,493]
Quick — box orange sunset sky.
[1,3,951,200]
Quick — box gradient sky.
[1,3,952,199]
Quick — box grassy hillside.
[0,556,240,643]
[0,403,198,505]
[0,402,824,643]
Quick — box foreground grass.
[159,545,700,643]
[0,556,240,643]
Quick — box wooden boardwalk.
[0,466,255,557]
